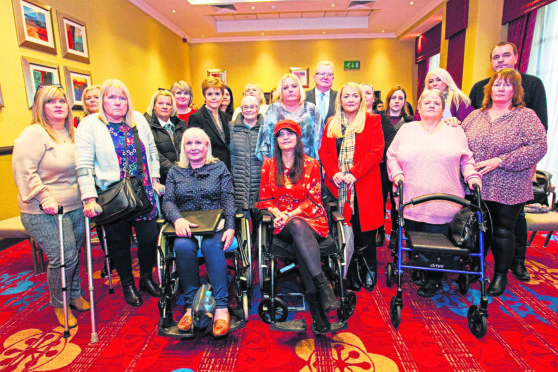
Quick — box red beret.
[274,119,301,138]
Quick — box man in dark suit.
[469,41,548,283]
[305,61,337,122]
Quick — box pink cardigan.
[386,122,481,224]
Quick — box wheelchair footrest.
[271,318,308,332]
[157,321,196,339]
[330,320,349,332]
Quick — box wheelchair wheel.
[337,290,357,321]
[390,297,403,329]
[242,292,250,321]
[467,305,488,338]
[258,297,288,324]
[457,274,470,295]
[386,263,394,288]
[170,273,182,301]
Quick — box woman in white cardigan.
[75,79,163,307]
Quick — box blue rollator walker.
[386,182,490,338]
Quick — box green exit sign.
[344,61,360,70]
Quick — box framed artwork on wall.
[207,69,227,84]
[12,0,56,54]
[21,56,61,108]
[57,11,90,63]
[289,67,310,89]
[64,66,91,110]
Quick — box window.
[527,1,558,177]
[428,53,440,71]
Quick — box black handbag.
[94,125,152,225]
[447,206,478,250]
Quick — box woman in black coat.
[188,77,231,170]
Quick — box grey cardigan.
[75,111,160,200]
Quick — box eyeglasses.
[33,84,63,102]
[241,105,258,110]
[315,72,334,78]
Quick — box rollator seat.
[406,231,471,255]
[160,223,239,257]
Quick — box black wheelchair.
[386,183,491,338]
[256,202,357,333]
[156,210,252,338]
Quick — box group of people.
[12,41,547,337]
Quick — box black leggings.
[277,219,323,294]
[380,163,398,231]
[350,194,377,269]
[485,201,524,275]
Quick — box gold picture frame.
[12,0,56,54]
[57,11,90,63]
[64,66,91,110]
[207,69,227,84]
[21,56,61,108]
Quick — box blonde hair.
[275,73,306,104]
[201,76,225,95]
[243,83,266,106]
[425,68,470,109]
[178,127,219,168]
[326,82,367,138]
[81,85,101,115]
[171,80,193,106]
[98,79,135,127]
[417,88,446,115]
[31,85,74,143]
[146,89,177,117]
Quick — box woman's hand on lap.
[175,218,198,237]
[222,229,235,250]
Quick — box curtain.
[527,2,558,178]
[502,0,556,24]
[417,60,429,102]
[415,23,442,63]
[507,11,538,73]
[446,30,467,88]
[445,0,469,38]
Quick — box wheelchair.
[156,210,252,338]
[256,201,357,333]
[386,183,491,338]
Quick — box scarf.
[338,112,356,214]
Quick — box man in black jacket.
[469,41,548,283]
[305,61,337,122]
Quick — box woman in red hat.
[257,119,339,335]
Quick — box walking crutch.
[98,224,114,294]
[85,216,98,343]
[55,206,70,339]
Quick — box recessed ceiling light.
[322,31,326,34]
[251,6,255,10]
[261,32,264,36]
[330,3,335,7]
[201,35,205,38]
[410,1,414,5]
[381,30,385,33]
[171,9,176,13]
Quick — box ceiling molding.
[189,32,396,44]
[129,0,191,40]
[396,0,444,38]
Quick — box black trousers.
[102,218,158,285]
[512,211,528,262]
[380,162,397,231]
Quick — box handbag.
[447,206,478,250]
[94,125,153,225]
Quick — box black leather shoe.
[417,281,441,297]
[139,273,161,298]
[388,230,398,251]
[511,261,531,282]
[122,283,142,307]
[312,272,340,312]
[411,270,427,286]
[363,270,377,292]
[375,228,386,247]
[307,293,331,335]
[487,273,508,297]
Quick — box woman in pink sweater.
[387,89,482,297]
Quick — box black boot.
[312,272,340,312]
[388,230,398,251]
[307,293,331,334]
[487,273,508,297]
[363,270,377,292]
[375,226,386,247]
[139,272,161,298]
[511,261,531,282]
[122,283,142,307]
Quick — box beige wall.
[189,38,417,108]
[0,0,190,219]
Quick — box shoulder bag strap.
[130,126,145,178]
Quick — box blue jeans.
[174,230,228,309]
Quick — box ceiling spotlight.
[381,30,385,33]
[271,5,276,10]
[330,3,335,7]
[410,1,414,5]
[261,32,264,36]
[251,6,255,10]
[322,31,326,34]
[201,35,205,38]
[171,9,176,13]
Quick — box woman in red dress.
[257,119,339,334]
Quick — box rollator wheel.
[457,274,470,295]
[258,297,288,324]
[337,290,357,321]
[386,263,394,288]
[389,297,402,329]
[242,292,250,321]
[467,305,488,338]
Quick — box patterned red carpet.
[0,230,557,371]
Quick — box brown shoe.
[177,311,193,332]
[70,297,90,312]
[54,307,78,328]
[213,309,229,337]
